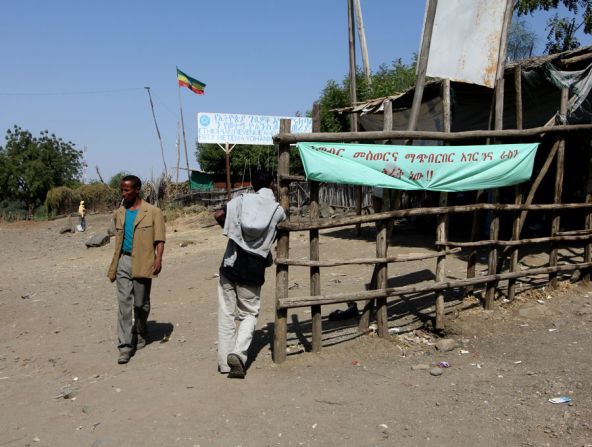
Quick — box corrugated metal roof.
[333,45,592,115]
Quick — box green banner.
[297,142,539,192]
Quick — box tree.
[108,171,129,190]
[516,0,592,53]
[318,58,417,132]
[196,143,298,183]
[0,126,83,215]
[507,19,537,61]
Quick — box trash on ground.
[388,327,401,334]
[548,396,572,404]
[459,349,470,355]
[437,361,451,368]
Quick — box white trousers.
[217,274,261,372]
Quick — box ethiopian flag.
[177,68,206,94]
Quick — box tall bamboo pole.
[354,0,371,85]
[145,87,168,176]
[348,0,363,235]
[408,0,438,132]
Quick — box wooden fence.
[270,89,592,363]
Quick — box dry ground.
[1,212,591,447]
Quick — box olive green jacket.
[107,201,166,282]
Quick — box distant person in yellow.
[107,175,166,365]
[78,200,86,232]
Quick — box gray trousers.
[217,274,261,372]
[116,254,151,353]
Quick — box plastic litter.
[548,396,572,404]
[437,361,451,368]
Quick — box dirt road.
[1,213,591,446]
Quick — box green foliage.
[0,199,27,222]
[46,183,119,216]
[516,0,592,53]
[0,125,83,215]
[318,58,417,133]
[108,171,129,190]
[196,143,290,181]
[507,19,537,60]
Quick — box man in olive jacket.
[107,175,165,364]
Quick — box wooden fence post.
[508,65,523,301]
[549,87,569,287]
[273,119,291,363]
[310,103,322,352]
[584,140,592,283]
[435,78,451,330]
[375,219,389,337]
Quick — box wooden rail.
[278,262,592,309]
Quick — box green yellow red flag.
[176,68,206,94]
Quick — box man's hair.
[251,170,274,192]
[121,175,142,190]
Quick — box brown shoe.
[227,354,245,378]
[117,352,130,364]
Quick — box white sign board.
[197,112,312,145]
[424,0,507,88]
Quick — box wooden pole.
[347,0,358,132]
[279,262,592,309]
[584,140,592,283]
[274,124,592,145]
[484,0,513,309]
[310,103,322,352]
[435,78,451,330]
[508,65,524,301]
[358,99,393,333]
[408,0,438,132]
[178,83,191,184]
[273,119,291,364]
[549,87,569,287]
[225,144,232,200]
[348,0,363,236]
[144,87,168,176]
[176,121,181,184]
[354,0,371,85]
[375,219,389,337]
[280,202,592,232]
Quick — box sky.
[1,1,590,182]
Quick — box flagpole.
[177,75,191,185]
